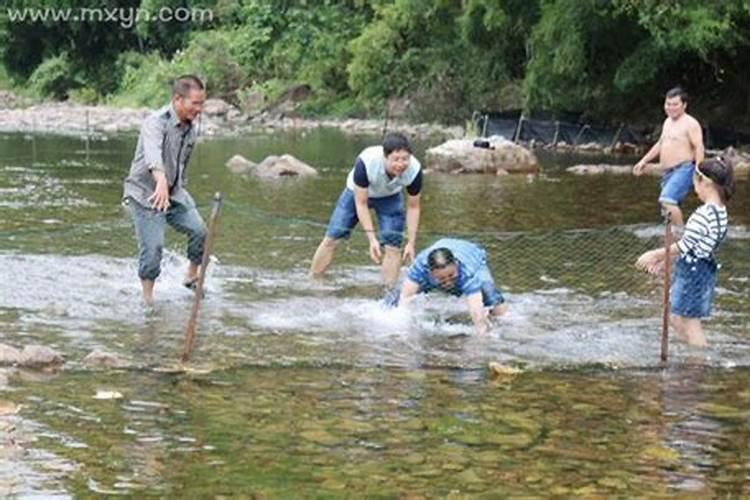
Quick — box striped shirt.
[678,203,728,261]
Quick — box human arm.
[466,292,490,335]
[689,119,705,166]
[633,138,662,176]
[398,277,421,306]
[635,243,679,275]
[403,192,421,263]
[354,185,381,264]
[141,116,170,211]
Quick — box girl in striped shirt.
[636,157,735,347]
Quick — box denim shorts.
[659,161,695,206]
[325,189,404,247]
[476,265,505,307]
[671,256,718,318]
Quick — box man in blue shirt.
[397,238,507,335]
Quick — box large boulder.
[0,344,22,365]
[82,350,131,369]
[226,154,256,174]
[425,136,537,174]
[20,345,64,367]
[253,154,318,178]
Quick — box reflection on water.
[1,131,749,496]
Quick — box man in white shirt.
[310,132,423,286]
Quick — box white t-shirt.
[345,146,421,198]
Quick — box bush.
[108,52,173,108]
[27,54,79,100]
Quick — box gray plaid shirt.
[123,104,199,208]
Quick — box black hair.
[173,75,205,97]
[427,247,456,271]
[697,157,735,204]
[382,132,412,156]
[665,86,688,104]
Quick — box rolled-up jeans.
[125,197,207,281]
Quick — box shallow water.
[1,130,749,496]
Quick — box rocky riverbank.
[0,91,464,140]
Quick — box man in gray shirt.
[123,74,207,304]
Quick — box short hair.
[665,86,688,104]
[173,75,205,97]
[382,132,412,156]
[427,247,456,271]
[697,157,735,204]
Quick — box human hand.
[633,161,647,176]
[402,241,416,264]
[635,250,662,275]
[368,237,382,264]
[148,172,170,211]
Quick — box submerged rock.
[425,136,537,174]
[567,163,659,175]
[20,345,64,367]
[225,154,257,174]
[0,345,22,365]
[82,350,131,369]
[253,154,319,178]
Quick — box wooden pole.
[182,192,223,362]
[661,212,672,362]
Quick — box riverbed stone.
[19,345,64,367]
[425,137,538,174]
[225,154,257,174]
[82,350,131,369]
[0,345,22,365]
[253,154,318,178]
[567,163,659,175]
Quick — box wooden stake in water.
[661,213,673,362]
[182,192,223,362]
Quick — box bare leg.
[185,262,200,284]
[310,237,339,277]
[382,245,401,287]
[671,314,687,342]
[662,203,684,227]
[490,303,508,317]
[682,318,707,347]
[141,279,155,305]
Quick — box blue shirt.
[407,238,488,296]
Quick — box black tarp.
[475,111,749,148]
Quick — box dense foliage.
[1,0,749,125]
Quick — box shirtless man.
[633,87,704,227]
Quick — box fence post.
[609,123,624,150]
[552,120,560,146]
[512,114,524,143]
[573,124,590,146]
[661,212,673,362]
